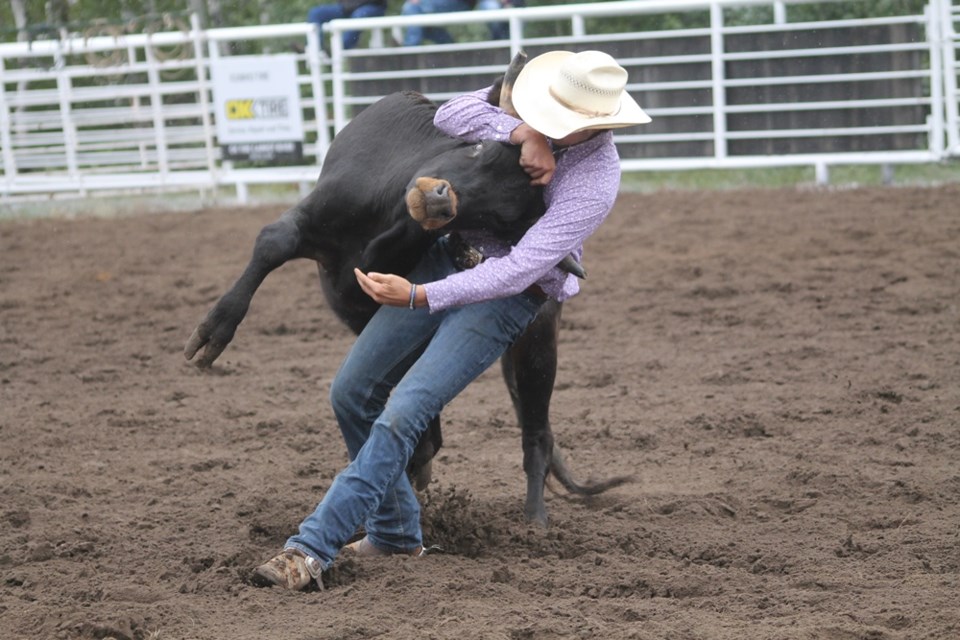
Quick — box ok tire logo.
[225,97,290,120]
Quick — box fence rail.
[1,0,959,202]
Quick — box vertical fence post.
[191,13,218,186]
[710,1,728,160]
[143,34,171,181]
[330,25,347,134]
[939,0,960,153]
[55,46,81,194]
[571,14,586,39]
[207,39,246,204]
[773,1,787,25]
[927,0,945,157]
[815,161,829,185]
[306,25,330,165]
[0,57,17,191]
[508,15,522,57]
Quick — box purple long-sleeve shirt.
[423,87,622,312]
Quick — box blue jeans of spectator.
[285,237,544,568]
[308,2,385,50]
[401,0,473,46]
[476,0,509,40]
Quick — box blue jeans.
[400,0,473,46]
[286,237,544,568]
[475,0,511,40]
[308,2,386,50]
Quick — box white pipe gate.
[0,0,959,203]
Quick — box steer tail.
[548,444,633,497]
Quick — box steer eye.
[468,142,484,157]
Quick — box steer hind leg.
[407,415,443,491]
[501,300,562,526]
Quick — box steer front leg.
[185,210,304,368]
[501,300,562,526]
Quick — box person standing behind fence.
[400,0,475,46]
[401,0,526,45]
[308,0,387,50]
[477,0,524,40]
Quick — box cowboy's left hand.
[355,268,412,307]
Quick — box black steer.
[185,71,626,525]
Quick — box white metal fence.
[1,0,959,202]
[942,0,960,155]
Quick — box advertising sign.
[211,54,304,163]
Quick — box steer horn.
[498,51,527,118]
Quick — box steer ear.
[498,51,528,118]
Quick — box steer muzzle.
[406,177,458,230]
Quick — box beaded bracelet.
[408,283,417,310]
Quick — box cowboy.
[252,50,651,590]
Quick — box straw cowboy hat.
[511,50,651,140]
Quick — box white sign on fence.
[211,54,305,162]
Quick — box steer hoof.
[408,459,432,492]
[524,504,549,528]
[183,326,204,360]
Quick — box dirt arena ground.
[2,184,959,640]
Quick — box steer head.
[405,140,544,241]
[405,52,543,243]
